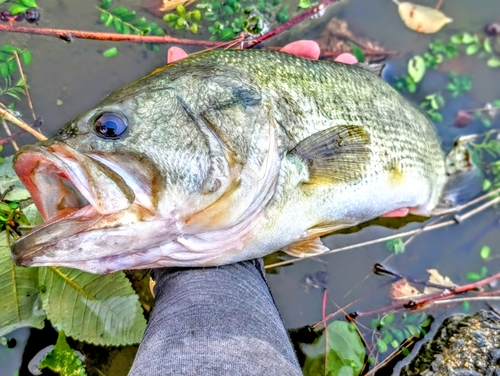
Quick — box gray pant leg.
[128,259,301,376]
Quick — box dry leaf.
[423,268,456,294]
[393,0,452,34]
[315,18,389,63]
[389,278,423,300]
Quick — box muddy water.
[0,0,499,374]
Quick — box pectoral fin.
[289,125,371,184]
[282,237,329,257]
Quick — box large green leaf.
[39,267,146,346]
[0,156,30,202]
[0,231,45,336]
[303,321,365,376]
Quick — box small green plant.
[446,72,472,98]
[6,0,38,15]
[466,266,488,281]
[393,75,417,93]
[420,92,445,122]
[164,4,201,34]
[371,312,431,354]
[97,0,165,53]
[386,237,405,255]
[0,44,32,78]
[0,76,27,101]
[39,331,87,376]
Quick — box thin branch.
[1,119,19,151]
[0,24,226,47]
[13,51,37,122]
[243,0,341,49]
[265,188,500,269]
[0,107,46,141]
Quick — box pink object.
[280,40,321,60]
[380,208,410,218]
[167,47,189,63]
[334,53,358,65]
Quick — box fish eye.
[93,113,127,139]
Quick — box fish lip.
[11,142,131,265]
[13,143,95,221]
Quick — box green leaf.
[299,0,312,8]
[0,231,46,337]
[391,339,399,349]
[391,328,405,342]
[21,49,32,66]
[191,9,201,21]
[9,4,29,14]
[176,4,187,17]
[220,28,235,41]
[100,0,112,10]
[19,0,38,8]
[121,11,136,23]
[103,47,118,58]
[408,55,426,84]
[487,56,500,68]
[303,321,365,376]
[0,64,9,78]
[104,13,113,27]
[348,43,365,63]
[135,17,147,26]
[466,272,481,281]
[484,38,492,53]
[461,32,475,44]
[386,238,405,255]
[483,179,492,191]
[190,23,198,34]
[407,325,420,337]
[480,245,491,260]
[0,156,31,201]
[39,267,146,346]
[276,5,289,23]
[462,300,470,312]
[383,313,394,326]
[450,33,463,44]
[7,60,16,75]
[466,43,480,55]
[0,45,15,54]
[112,6,128,17]
[376,338,388,353]
[175,17,186,28]
[480,266,488,278]
[113,18,123,33]
[39,331,87,376]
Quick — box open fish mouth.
[11,142,147,266]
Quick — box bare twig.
[13,51,37,122]
[0,24,226,47]
[1,119,19,151]
[0,107,46,141]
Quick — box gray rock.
[400,310,500,376]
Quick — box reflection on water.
[0,0,499,374]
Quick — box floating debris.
[392,0,452,34]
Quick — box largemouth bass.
[11,50,469,274]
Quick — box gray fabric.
[128,259,301,376]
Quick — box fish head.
[11,71,237,273]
